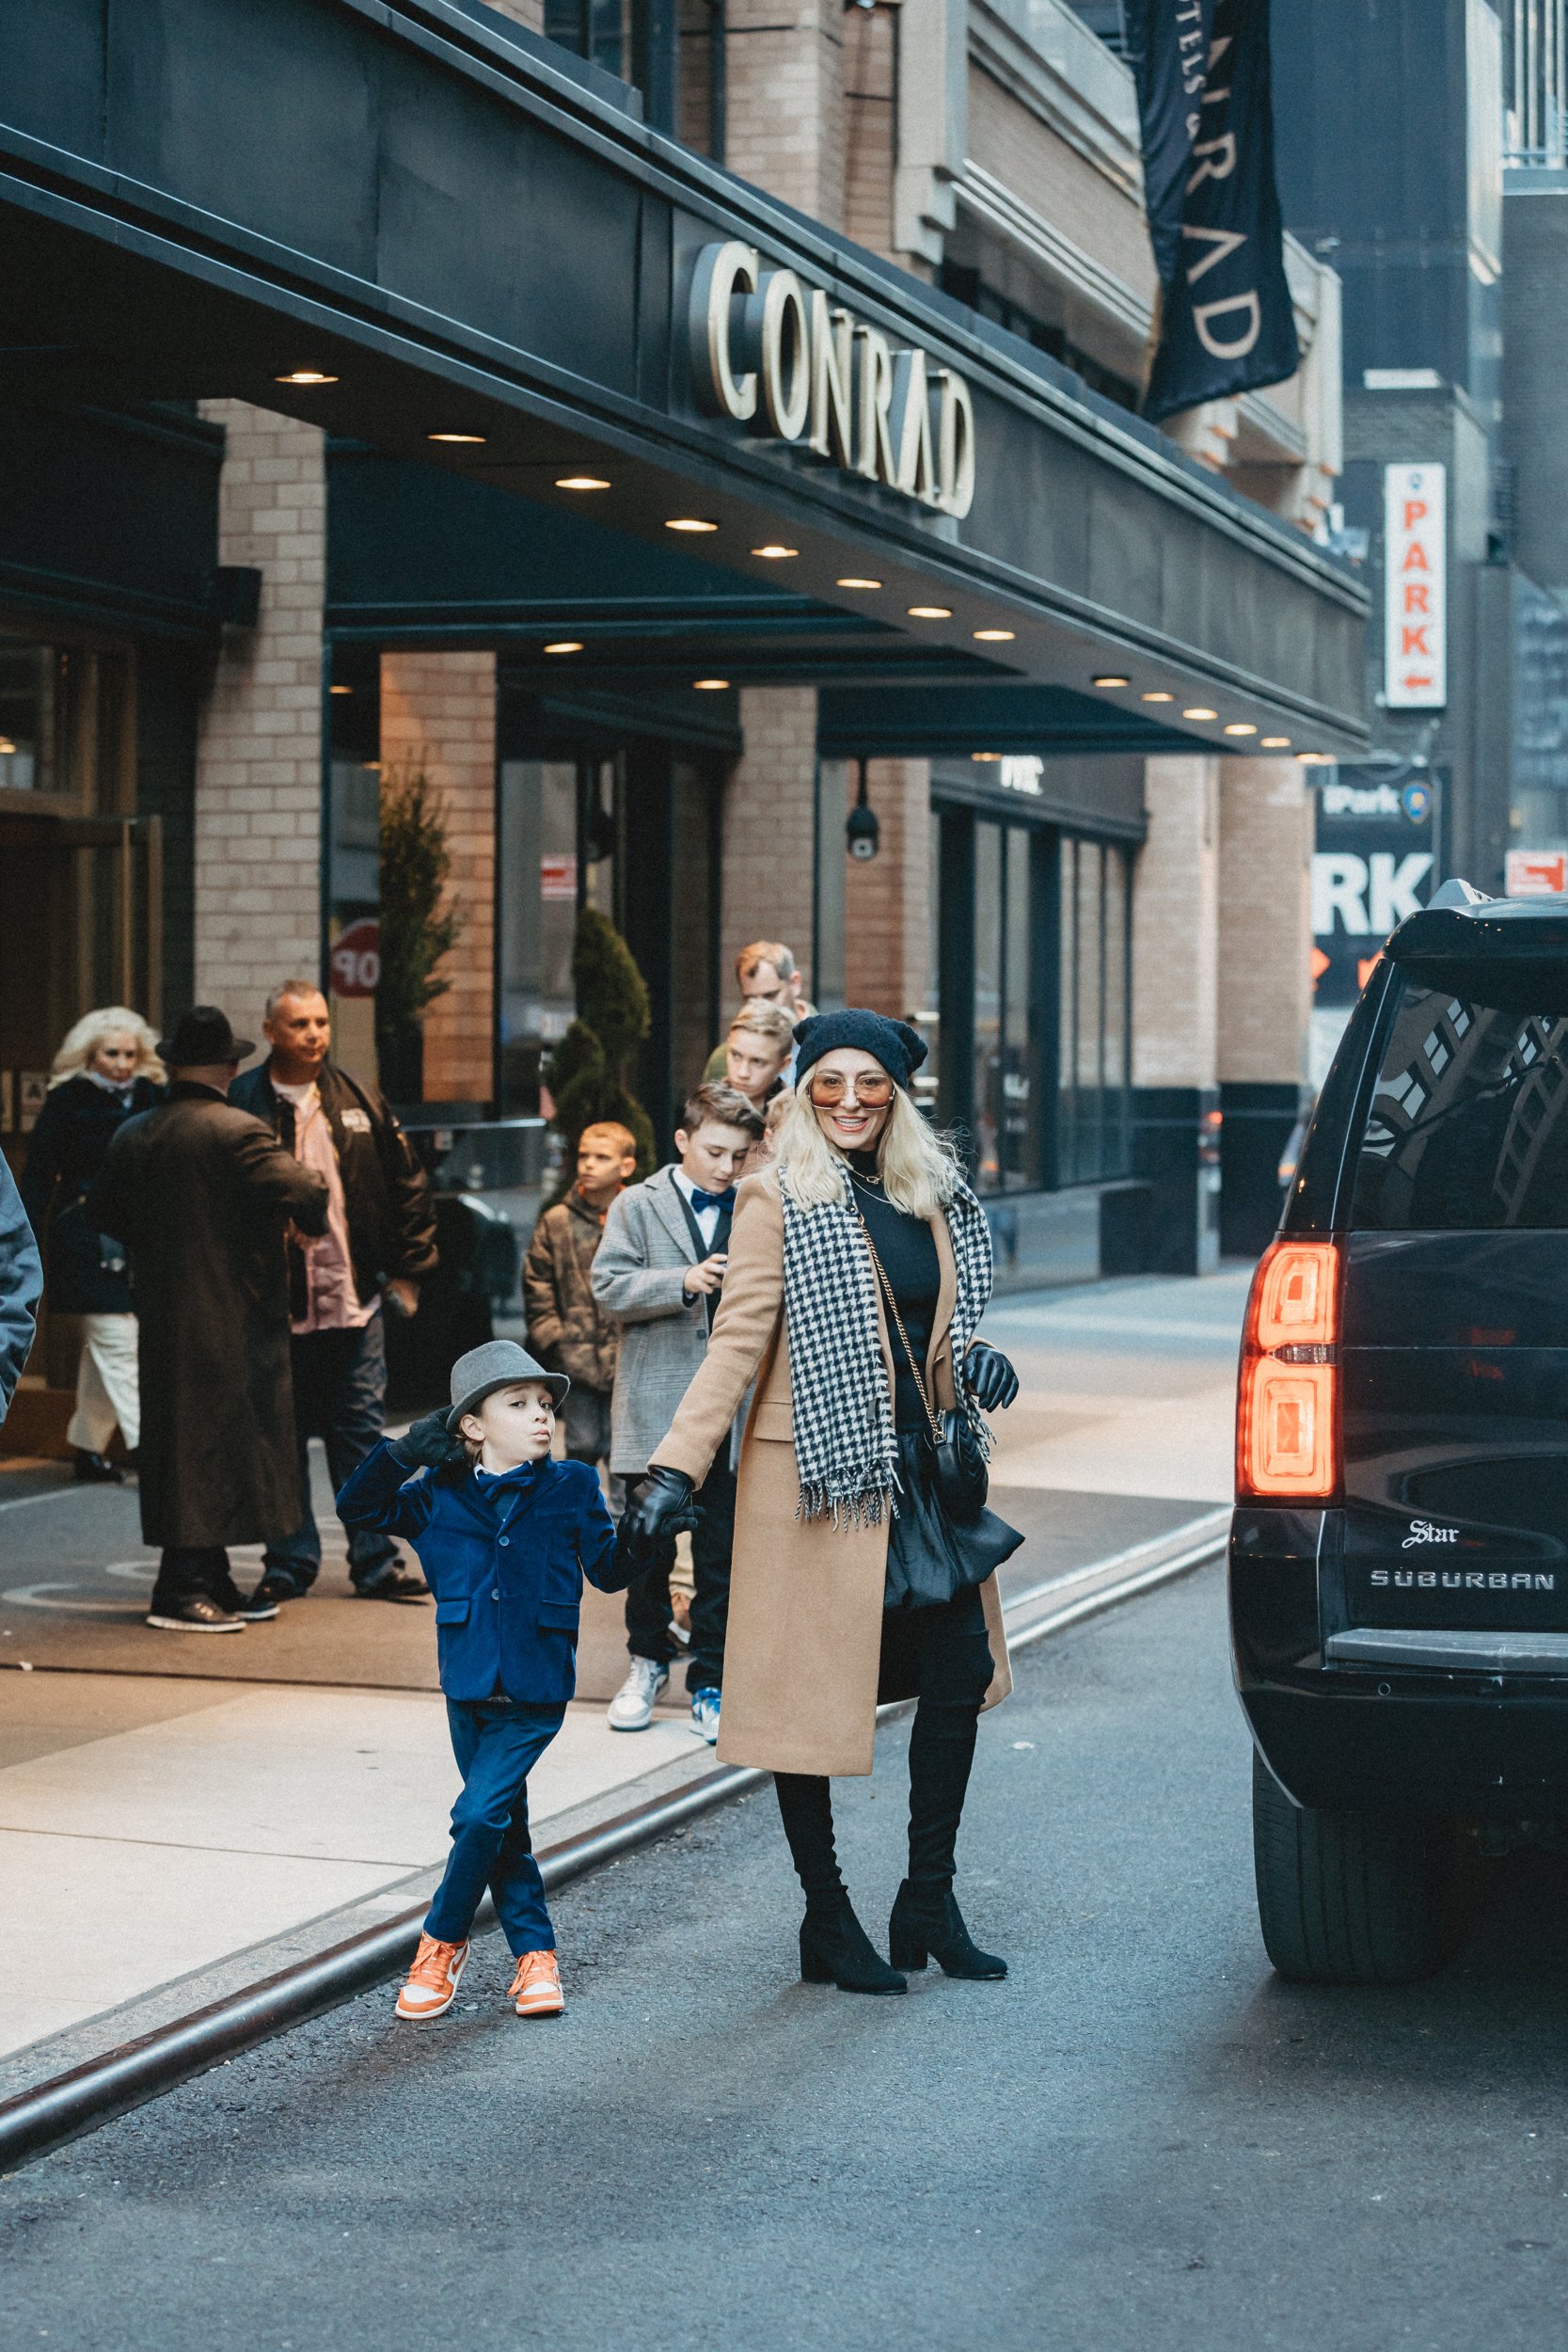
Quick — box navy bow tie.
[689,1185,736,1215]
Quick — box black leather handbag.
[858,1217,990,1525]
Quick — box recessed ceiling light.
[1183,707,1218,721]
[1260,736,1292,748]
[836,577,882,590]
[971,753,1003,763]
[0,738,15,755]
[428,432,486,444]
[752,544,799,559]
[1093,674,1131,689]
[328,684,354,696]
[276,370,338,385]
[1296,751,1333,764]
[544,642,583,655]
[667,517,719,532]
[693,677,730,691]
[1224,723,1258,736]
[974,629,1016,643]
[556,475,610,490]
[1141,690,1174,703]
[908,605,952,619]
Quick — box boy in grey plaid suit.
[591,1084,763,1742]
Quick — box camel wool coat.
[654,1168,1012,1776]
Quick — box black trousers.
[625,1457,736,1693]
[774,1582,994,1903]
[151,1545,239,1611]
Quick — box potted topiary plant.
[545,908,657,1195]
[374,757,463,1104]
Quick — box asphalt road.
[8,1562,1568,2351]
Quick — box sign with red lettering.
[329,917,380,997]
[1384,463,1446,708]
[1505,850,1568,898]
[540,854,578,902]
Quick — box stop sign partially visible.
[330,917,381,997]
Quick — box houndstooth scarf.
[781,1162,994,1524]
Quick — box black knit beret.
[791,1009,928,1090]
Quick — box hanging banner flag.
[1124,0,1300,422]
[1383,463,1447,708]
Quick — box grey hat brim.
[445,1370,569,1432]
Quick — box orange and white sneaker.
[395,1933,469,2021]
[509,1949,564,2018]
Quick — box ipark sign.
[689,242,976,517]
[1384,464,1446,708]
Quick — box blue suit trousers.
[424,1698,566,1954]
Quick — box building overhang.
[0,0,1368,755]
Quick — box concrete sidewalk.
[0,1265,1248,2090]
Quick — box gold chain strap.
[854,1208,944,1447]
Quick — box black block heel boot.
[801,1899,908,1994]
[889,1881,1006,1979]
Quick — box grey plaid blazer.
[591,1167,738,1477]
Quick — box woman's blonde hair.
[772,1074,963,1219]
[48,1007,165,1091]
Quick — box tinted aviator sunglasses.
[805,1071,895,1105]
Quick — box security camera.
[847,802,880,861]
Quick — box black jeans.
[263,1318,397,1591]
[625,1457,736,1694]
[774,1583,994,1904]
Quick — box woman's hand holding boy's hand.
[620,1465,699,1564]
[390,1412,466,1470]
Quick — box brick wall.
[966,65,1157,310]
[843,3,897,259]
[1216,757,1311,1085]
[487,0,544,31]
[192,401,325,1028]
[722,689,818,1002]
[844,759,931,1018]
[724,0,845,227]
[1132,756,1219,1089]
[379,651,497,1107]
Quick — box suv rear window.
[1352,969,1568,1230]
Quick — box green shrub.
[546,909,657,1193]
[376,759,462,1097]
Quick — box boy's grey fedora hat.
[445,1341,568,1432]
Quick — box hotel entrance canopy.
[0,0,1367,755]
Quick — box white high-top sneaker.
[607,1656,669,1730]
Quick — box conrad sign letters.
[689,242,976,518]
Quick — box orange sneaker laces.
[510,1950,558,1992]
[408,1934,464,1989]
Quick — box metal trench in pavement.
[0,1507,1228,2172]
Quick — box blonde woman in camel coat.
[623,1009,1022,1995]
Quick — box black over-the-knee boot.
[889,1687,1006,1980]
[773,1773,906,1994]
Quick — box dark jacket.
[87,1083,329,1548]
[19,1074,164,1315]
[0,1154,42,1422]
[337,1443,635,1703]
[522,1187,622,1394]
[229,1058,437,1308]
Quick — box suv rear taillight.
[1236,1238,1342,1500]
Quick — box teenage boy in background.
[523,1120,638,1497]
[591,1083,763,1743]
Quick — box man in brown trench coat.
[87,1007,329,1632]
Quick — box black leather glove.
[620,1465,699,1565]
[965,1341,1020,1413]
[389,1411,466,1470]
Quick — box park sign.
[1384,464,1447,708]
[689,242,976,517]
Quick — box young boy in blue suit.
[338,1339,651,2021]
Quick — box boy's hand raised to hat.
[390,1412,466,1470]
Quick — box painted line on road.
[0,1507,1228,2172]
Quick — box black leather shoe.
[800,1900,907,1994]
[73,1449,124,1485]
[145,1595,244,1633]
[354,1565,431,1602]
[224,1584,280,1623]
[889,1883,1007,1980]
[251,1572,305,1607]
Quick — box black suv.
[1233,881,1568,1982]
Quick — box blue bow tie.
[689,1185,736,1215]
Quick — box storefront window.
[1059,834,1132,1184]
[498,757,619,1120]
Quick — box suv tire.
[1251,1753,1462,1984]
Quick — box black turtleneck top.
[847,1150,940,1429]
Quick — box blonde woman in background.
[21,1007,165,1481]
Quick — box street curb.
[0,1514,1225,2171]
